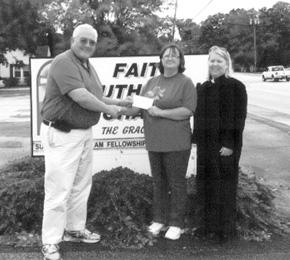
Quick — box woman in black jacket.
[192,46,247,242]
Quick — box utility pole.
[171,0,178,42]
[250,15,259,72]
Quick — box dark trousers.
[196,150,240,239]
[148,150,191,228]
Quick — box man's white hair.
[72,24,98,42]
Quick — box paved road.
[0,88,30,168]
[233,73,290,187]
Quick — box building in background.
[0,46,50,87]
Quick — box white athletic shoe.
[164,226,184,240]
[148,222,168,236]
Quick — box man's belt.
[43,119,71,133]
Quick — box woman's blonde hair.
[207,46,233,80]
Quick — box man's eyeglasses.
[78,37,96,47]
[162,55,180,60]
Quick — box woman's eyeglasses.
[162,55,180,60]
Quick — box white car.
[284,67,290,80]
[262,66,290,82]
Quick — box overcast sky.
[172,0,290,23]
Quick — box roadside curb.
[248,113,290,134]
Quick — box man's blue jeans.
[148,150,191,228]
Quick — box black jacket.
[192,75,247,155]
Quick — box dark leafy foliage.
[0,157,290,248]
[236,171,290,241]
[0,0,44,55]
[0,157,45,235]
[87,167,155,248]
[2,78,19,88]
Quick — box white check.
[133,95,154,110]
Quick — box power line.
[192,0,214,22]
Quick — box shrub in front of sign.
[0,157,44,235]
[0,157,290,247]
[0,158,156,248]
[87,167,155,248]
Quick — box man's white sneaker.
[42,244,62,260]
[164,226,183,240]
[148,222,167,236]
[63,229,101,243]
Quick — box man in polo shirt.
[40,24,129,260]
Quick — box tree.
[0,0,40,54]
[198,13,231,52]
[88,0,175,55]
[176,19,202,54]
[4,0,289,70]
[226,9,256,71]
[0,0,190,60]
[197,1,290,70]
[37,0,173,56]
[258,1,290,67]
[0,0,55,64]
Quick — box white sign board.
[30,55,208,176]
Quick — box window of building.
[15,70,21,77]
[23,65,30,77]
